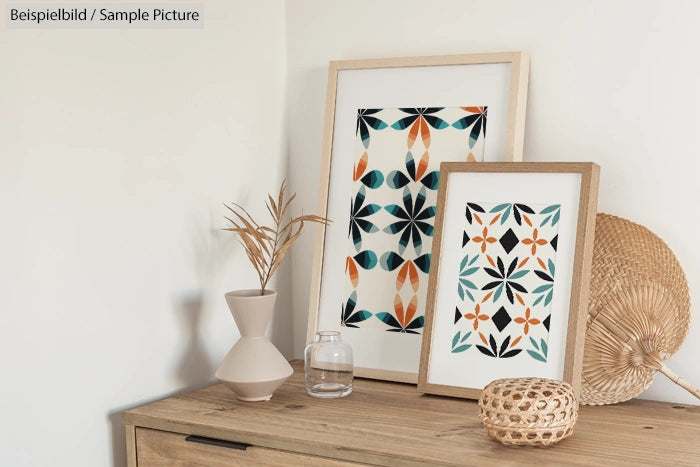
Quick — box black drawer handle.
[185,435,251,451]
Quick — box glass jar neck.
[316,331,341,343]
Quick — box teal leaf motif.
[509,270,529,280]
[490,203,511,213]
[527,336,548,362]
[376,312,399,327]
[533,284,553,294]
[341,291,373,327]
[386,170,410,189]
[360,170,384,189]
[380,251,404,271]
[544,290,553,306]
[539,204,561,227]
[353,250,377,270]
[501,205,511,224]
[540,204,560,214]
[527,350,547,363]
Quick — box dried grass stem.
[223,180,329,295]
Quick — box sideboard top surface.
[122,361,700,466]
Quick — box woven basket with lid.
[478,377,578,446]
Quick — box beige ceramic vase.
[215,290,293,401]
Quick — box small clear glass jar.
[304,331,353,398]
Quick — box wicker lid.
[479,377,577,446]
[581,213,692,405]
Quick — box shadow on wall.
[107,217,237,466]
[106,380,219,467]
[269,256,295,357]
[106,196,297,465]
[106,292,217,467]
[174,292,215,386]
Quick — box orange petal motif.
[408,262,419,292]
[518,257,530,269]
[537,258,547,270]
[354,152,368,181]
[514,317,526,324]
[346,257,359,288]
[419,117,431,148]
[467,152,476,162]
[479,332,489,345]
[407,119,420,148]
[482,291,494,302]
[394,294,405,327]
[530,319,541,325]
[490,214,501,225]
[523,214,532,226]
[516,294,525,306]
[473,213,483,224]
[416,151,429,180]
[461,106,483,113]
[404,295,418,326]
[396,262,409,291]
[511,336,522,348]
[487,255,496,268]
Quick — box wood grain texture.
[306,52,530,383]
[306,61,340,346]
[418,162,600,399]
[123,361,700,466]
[563,163,600,399]
[136,427,358,466]
[505,52,530,162]
[125,424,137,467]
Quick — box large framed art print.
[418,162,600,398]
[307,53,530,383]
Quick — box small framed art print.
[418,162,599,398]
[306,53,530,383]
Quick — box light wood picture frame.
[418,162,600,399]
[307,53,530,383]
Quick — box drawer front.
[135,427,360,466]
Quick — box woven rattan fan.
[581,213,699,405]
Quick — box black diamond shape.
[462,231,470,247]
[454,307,462,324]
[499,228,519,254]
[550,234,558,251]
[492,306,511,332]
[543,314,551,331]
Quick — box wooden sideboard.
[122,360,700,466]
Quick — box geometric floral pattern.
[343,107,488,333]
[452,202,560,361]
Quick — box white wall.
[286,0,700,405]
[0,1,287,466]
[2,2,699,465]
